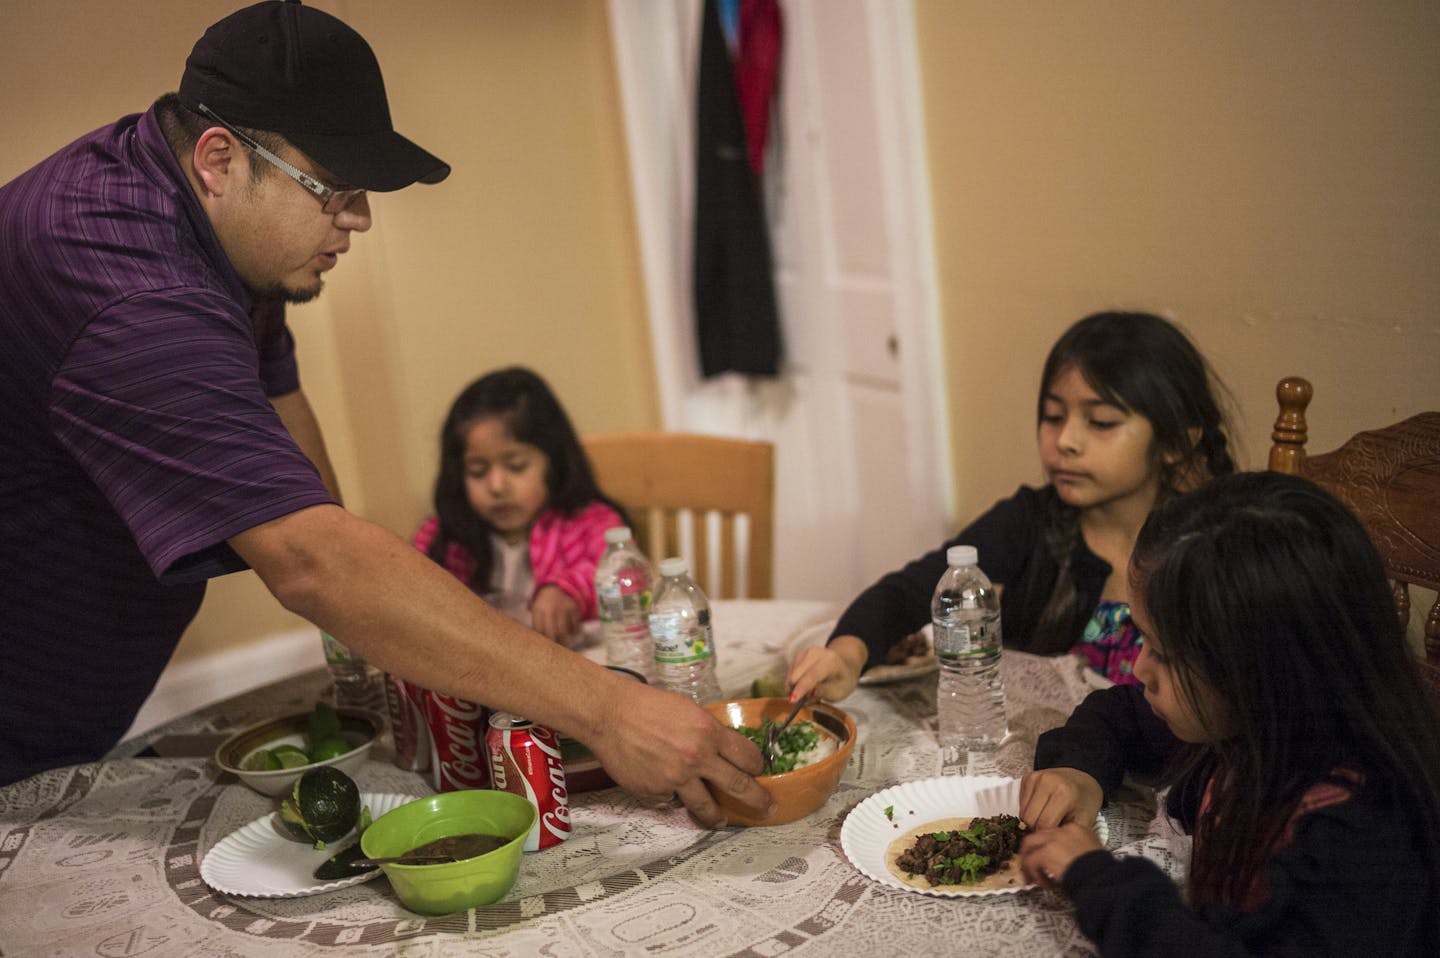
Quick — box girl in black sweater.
[790,310,1235,702]
[1019,472,1440,956]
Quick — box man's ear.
[191,128,240,199]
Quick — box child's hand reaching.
[1018,767,1104,829]
[1018,822,1104,891]
[530,585,580,643]
[786,635,867,702]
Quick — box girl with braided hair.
[789,311,1235,702]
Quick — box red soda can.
[420,691,491,792]
[382,673,431,772]
[486,713,571,850]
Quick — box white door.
[608,0,951,602]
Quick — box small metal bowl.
[214,707,383,796]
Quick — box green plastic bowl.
[360,790,536,914]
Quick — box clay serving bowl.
[703,697,857,826]
[214,707,382,797]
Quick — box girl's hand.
[1018,823,1103,891]
[786,635,867,702]
[530,586,580,643]
[1019,767,1103,829]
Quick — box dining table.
[0,599,1188,957]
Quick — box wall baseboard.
[125,628,326,739]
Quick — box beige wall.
[914,0,1440,526]
[2,1,657,665]
[7,2,1437,669]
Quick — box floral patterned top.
[1071,599,1143,686]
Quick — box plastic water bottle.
[594,526,654,680]
[933,545,1007,763]
[647,557,722,703]
[321,631,381,710]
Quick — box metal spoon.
[345,853,462,868]
[323,831,512,877]
[312,843,460,880]
[762,695,811,774]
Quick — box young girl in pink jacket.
[415,367,628,643]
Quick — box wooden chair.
[582,432,775,599]
[1269,375,1440,699]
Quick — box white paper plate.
[786,621,937,685]
[840,775,1107,898]
[200,792,423,898]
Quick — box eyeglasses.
[196,103,366,215]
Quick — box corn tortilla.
[884,816,1028,892]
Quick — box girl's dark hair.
[1131,471,1440,909]
[426,367,627,591]
[1029,311,1235,652]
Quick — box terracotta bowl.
[703,697,857,826]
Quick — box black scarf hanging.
[692,0,782,378]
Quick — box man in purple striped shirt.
[0,0,771,827]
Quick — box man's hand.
[1018,766,1103,829]
[585,681,773,828]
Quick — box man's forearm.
[230,503,618,744]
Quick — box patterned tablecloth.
[0,600,1188,957]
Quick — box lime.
[268,744,312,769]
[241,749,271,772]
[307,701,342,744]
[750,674,787,699]
[308,737,352,763]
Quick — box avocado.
[278,766,361,848]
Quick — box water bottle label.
[599,587,652,624]
[321,631,360,666]
[933,619,1000,658]
[649,609,714,664]
[597,583,621,624]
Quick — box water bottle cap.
[947,545,978,567]
[659,556,688,577]
[604,526,632,545]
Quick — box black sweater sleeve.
[1060,781,1436,957]
[1033,685,1181,798]
[830,486,1051,671]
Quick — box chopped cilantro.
[737,720,824,773]
[951,852,990,884]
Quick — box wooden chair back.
[582,432,775,599]
[1268,376,1440,699]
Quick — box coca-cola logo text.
[536,728,571,839]
[489,739,508,790]
[430,695,486,791]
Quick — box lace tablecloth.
[0,601,1189,957]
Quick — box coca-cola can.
[486,713,570,850]
[420,690,491,792]
[382,673,431,772]
[559,666,646,793]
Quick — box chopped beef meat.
[894,814,1026,885]
[884,630,931,665]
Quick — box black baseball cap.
[178,0,449,192]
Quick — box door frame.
[605,0,953,596]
